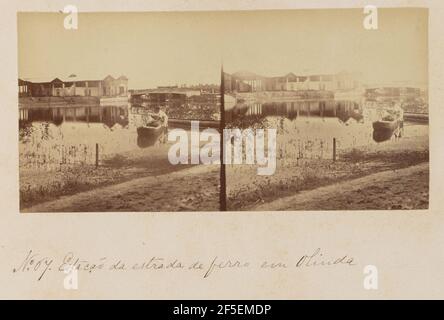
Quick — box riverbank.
[131,101,220,121]
[227,134,429,210]
[20,124,428,211]
[231,90,334,103]
[251,162,428,211]
[19,96,128,108]
[19,141,221,211]
[22,165,220,212]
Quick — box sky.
[18,9,428,89]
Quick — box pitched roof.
[232,70,265,80]
[285,72,298,78]
[61,74,105,82]
[22,76,58,83]
[21,74,128,83]
[103,75,115,81]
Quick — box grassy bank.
[227,142,429,210]
[19,148,193,210]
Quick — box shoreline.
[227,134,429,210]
[22,165,220,212]
[250,162,429,211]
[20,119,429,211]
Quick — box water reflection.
[19,105,129,129]
[19,102,219,169]
[19,104,169,167]
[18,99,427,167]
[225,99,425,159]
[226,100,363,125]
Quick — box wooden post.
[333,138,336,162]
[95,143,99,167]
[219,64,227,211]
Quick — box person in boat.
[147,105,168,143]
[148,105,168,128]
[376,103,404,138]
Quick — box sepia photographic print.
[18,8,428,213]
[3,0,444,303]
[222,9,429,211]
[18,12,223,212]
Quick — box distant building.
[366,87,421,99]
[224,71,266,92]
[130,86,203,103]
[18,74,128,98]
[224,71,360,93]
[18,79,31,97]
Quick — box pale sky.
[18,9,428,89]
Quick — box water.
[19,102,219,170]
[225,99,428,160]
[19,99,428,170]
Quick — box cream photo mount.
[0,0,442,300]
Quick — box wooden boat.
[372,112,404,142]
[136,123,164,136]
[136,123,166,148]
[372,119,401,131]
[372,128,394,142]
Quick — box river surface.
[225,99,428,160]
[19,103,218,169]
[19,99,429,169]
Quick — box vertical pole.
[333,138,336,162]
[95,143,99,167]
[219,64,227,211]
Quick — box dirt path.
[23,162,428,212]
[250,163,429,211]
[23,165,220,212]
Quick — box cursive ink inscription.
[296,248,355,268]
[204,257,250,278]
[12,250,54,281]
[11,248,356,281]
[58,252,107,273]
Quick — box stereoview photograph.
[18,12,222,212]
[222,9,428,211]
[18,9,428,212]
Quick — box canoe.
[136,124,166,148]
[372,119,401,132]
[373,129,394,142]
[372,117,403,142]
[137,124,164,136]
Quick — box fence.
[274,133,375,166]
[20,142,103,171]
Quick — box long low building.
[224,71,361,93]
[365,87,421,98]
[130,85,211,103]
[18,74,128,98]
